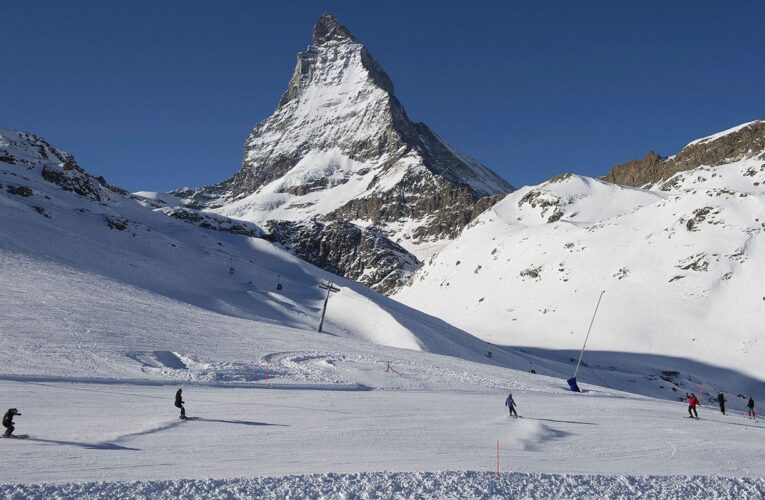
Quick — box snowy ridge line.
[0,374,371,392]
[2,471,763,499]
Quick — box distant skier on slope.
[505,392,518,418]
[717,393,726,415]
[747,396,756,420]
[175,388,187,420]
[687,393,700,419]
[2,408,21,437]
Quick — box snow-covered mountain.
[395,120,765,383]
[169,13,512,292]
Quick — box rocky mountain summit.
[171,13,512,292]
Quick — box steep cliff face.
[604,120,765,188]
[172,14,512,278]
[265,220,419,294]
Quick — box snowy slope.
[396,126,765,387]
[3,127,765,497]
[0,127,528,373]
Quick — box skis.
[1,434,29,439]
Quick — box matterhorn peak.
[173,12,512,290]
[312,13,357,45]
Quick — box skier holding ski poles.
[505,392,518,418]
[2,408,21,437]
[687,393,700,419]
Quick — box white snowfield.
[2,124,765,499]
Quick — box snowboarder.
[717,392,726,415]
[175,388,186,420]
[505,392,518,417]
[747,396,756,420]
[687,393,700,419]
[2,408,21,437]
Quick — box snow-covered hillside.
[3,126,765,497]
[0,127,526,372]
[168,14,512,293]
[396,122,765,387]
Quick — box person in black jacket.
[2,408,21,437]
[717,393,726,415]
[747,396,756,420]
[175,389,186,420]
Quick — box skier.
[505,392,518,418]
[175,388,186,420]
[2,408,21,437]
[747,396,756,420]
[717,392,726,415]
[687,393,700,419]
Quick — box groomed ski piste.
[1,129,764,498]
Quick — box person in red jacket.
[687,393,700,419]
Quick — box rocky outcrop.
[327,175,505,242]
[0,128,120,203]
[265,220,419,294]
[161,206,264,238]
[604,120,765,188]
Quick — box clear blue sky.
[3,1,764,191]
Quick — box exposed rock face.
[170,14,512,293]
[161,206,264,238]
[604,120,765,188]
[0,128,118,203]
[265,220,419,294]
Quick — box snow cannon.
[567,377,581,393]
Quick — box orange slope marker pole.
[496,440,500,476]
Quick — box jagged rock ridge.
[604,120,765,188]
[0,128,124,204]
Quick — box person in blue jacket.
[505,392,518,417]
